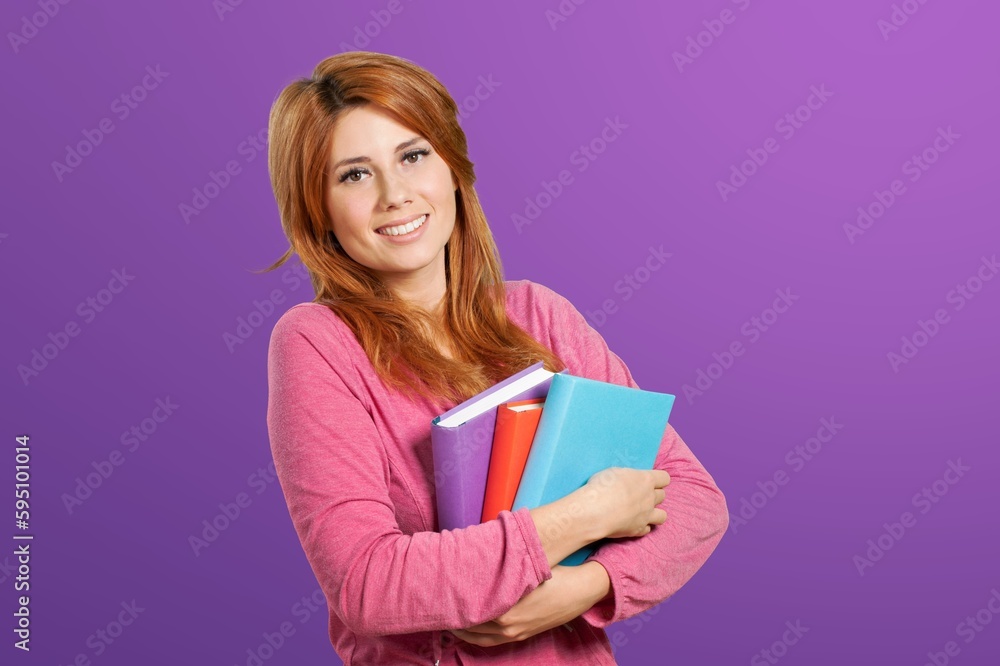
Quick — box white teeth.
[378,214,426,236]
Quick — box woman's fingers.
[651,469,671,488]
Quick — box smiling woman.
[262,51,568,404]
[323,103,457,314]
[260,51,728,666]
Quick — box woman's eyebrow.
[331,136,425,170]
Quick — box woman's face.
[324,104,457,292]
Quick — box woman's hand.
[449,562,610,647]
[579,467,670,539]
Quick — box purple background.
[4,1,999,664]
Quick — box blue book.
[511,372,675,566]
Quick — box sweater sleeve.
[266,305,552,636]
[529,282,729,628]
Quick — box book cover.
[511,372,675,565]
[430,361,563,530]
[481,397,545,523]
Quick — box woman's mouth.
[376,214,428,237]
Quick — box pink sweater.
[266,279,728,665]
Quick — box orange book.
[481,398,545,522]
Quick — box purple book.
[431,361,564,530]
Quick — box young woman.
[264,50,728,665]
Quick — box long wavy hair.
[262,51,566,410]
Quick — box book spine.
[513,374,575,509]
[481,406,515,522]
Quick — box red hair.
[262,51,566,410]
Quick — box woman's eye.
[339,149,430,184]
[404,148,430,164]
[338,167,368,183]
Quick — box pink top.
[266,279,728,665]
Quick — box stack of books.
[430,361,676,566]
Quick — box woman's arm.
[529,486,612,569]
[449,561,612,646]
[581,422,728,627]
[529,281,730,628]
[267,306,557,636]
